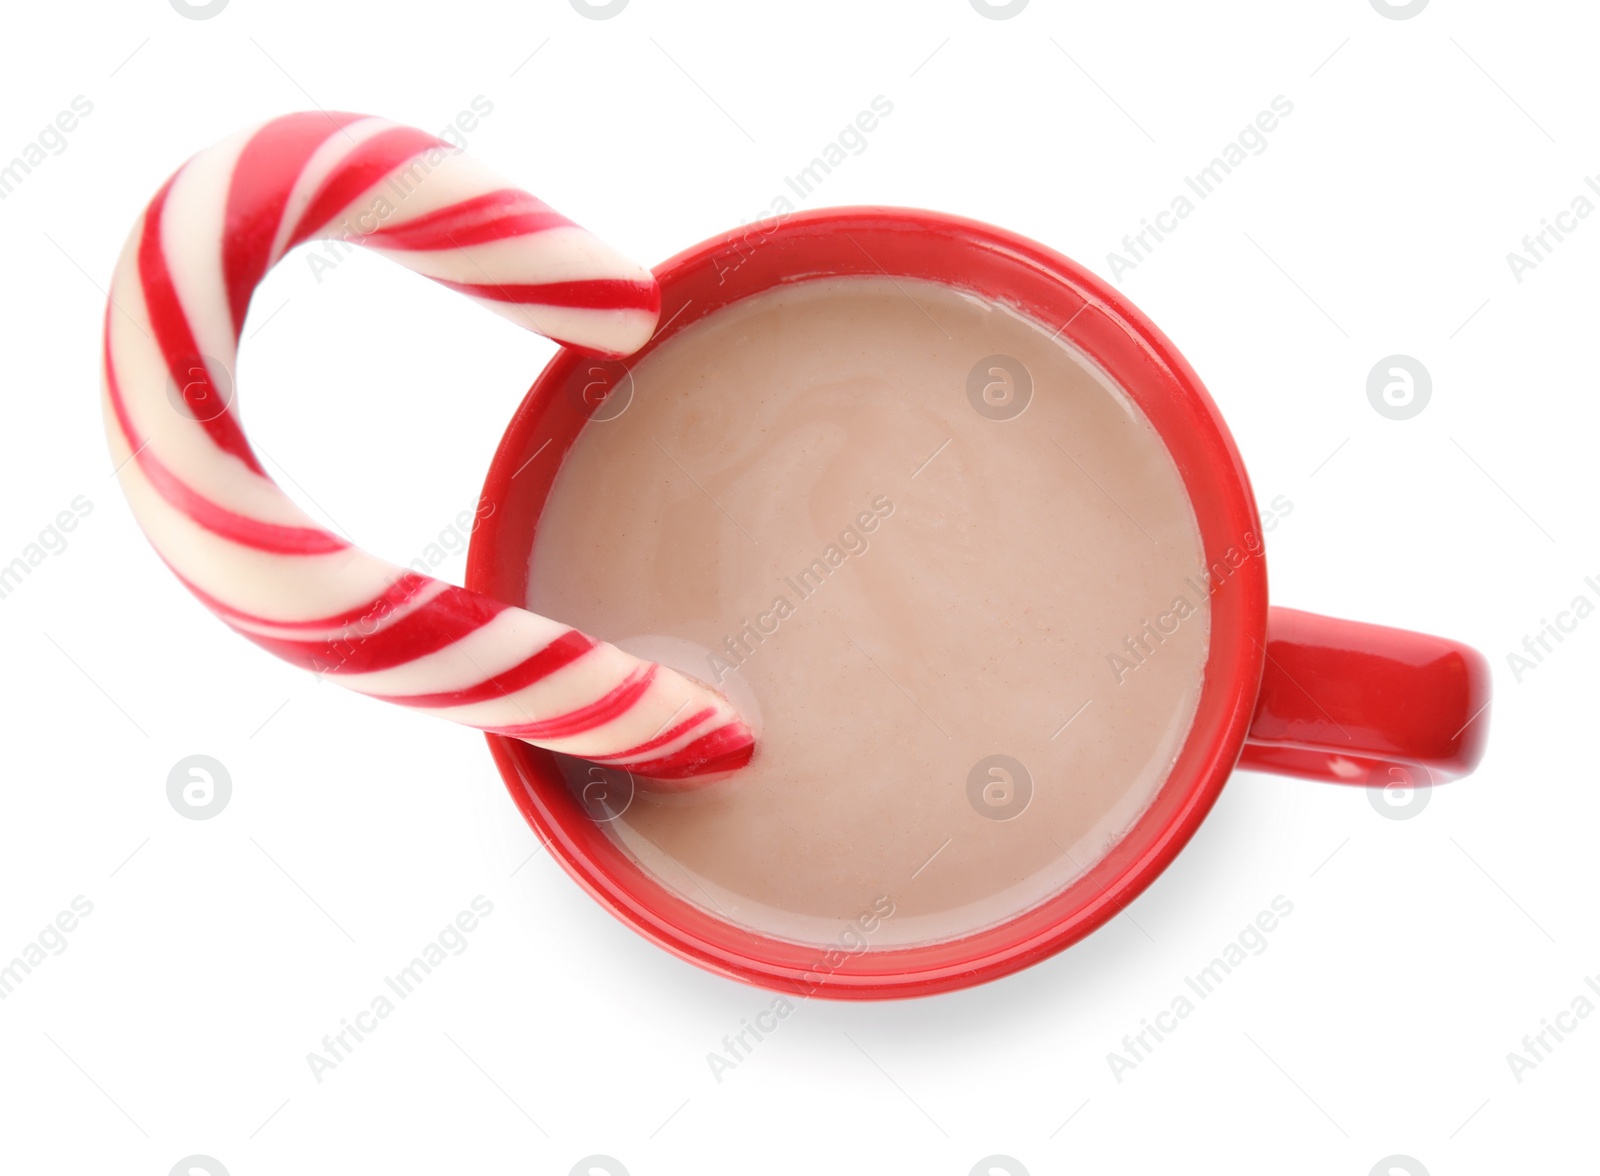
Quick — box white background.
[0,1,1591,1173]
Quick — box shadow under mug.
[466,207,1490,999]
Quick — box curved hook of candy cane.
[101,112,755,784]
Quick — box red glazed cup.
[466,207,1490,999]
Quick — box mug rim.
[467,206,1269,999]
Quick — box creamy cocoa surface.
[527,276,1210,947]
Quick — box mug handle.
[1238,607,1491,784]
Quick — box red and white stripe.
[102,112,755,783]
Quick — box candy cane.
[102,112,754,783]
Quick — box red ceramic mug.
[468,207,1491,999]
